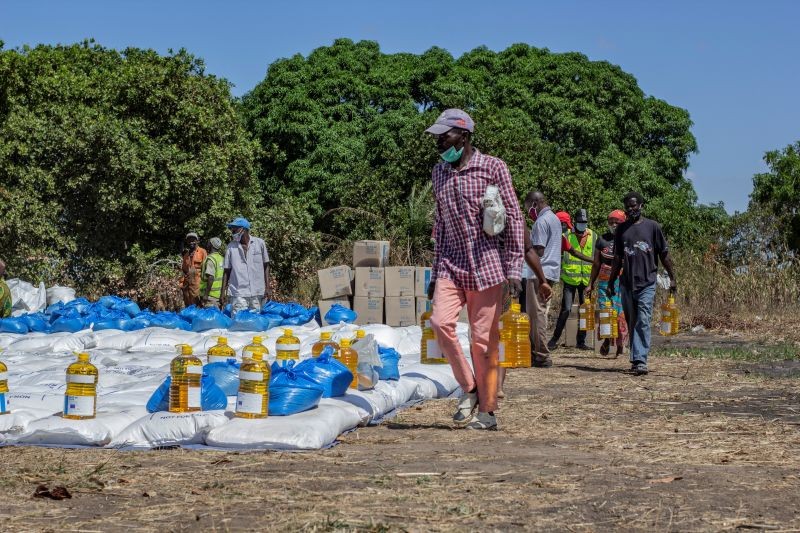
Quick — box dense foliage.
[750,141,800,252]
[243,38,717,251]
[0,41,260,290]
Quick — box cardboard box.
[385,266,415,297]
[353,296,384,325]
[415,297,432,325]
[385,296,416,327]
[354,267,385,297]
[415,267,432,297]
[352,240,390,268]
[318,296,351,326]
[317,265,352,299]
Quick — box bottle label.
[498,343,506,362]
[599,312,610,319]
[276,351,299,360]
[579,318,586,330]
[600,324,612,336]
[660,322,672,334]
[67,374,95,384]
[424,320,431,329]
[277,343,300,351]
[237,391,265,414]
[187,366,202,375]
[187,386,201,408]
[208,355,237,364]
[0,393,6,413]
[240,370,265,382]
[0,372,7,381]
[64,395,95,416]
[579,308,586,315]
[426,339,442,358]
[498,321,503,330]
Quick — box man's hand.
[264,287,273,301]
[507,278,522,298]
[605,284,616,298]
[584,285,593,297]
[669,280,677,295]
[427,280,436,301]
[199,296,208,307]
[538,281,553,301]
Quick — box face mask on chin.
[440,145,463,163]
[627,208,642,220]
[575,223,587,234]
[232,231,243,243]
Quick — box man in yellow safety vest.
[199,237,224,308]
[548,209,595,350]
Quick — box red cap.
[608,209,626,223]
[555,211,573,230]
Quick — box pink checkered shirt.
[431,149,524,292]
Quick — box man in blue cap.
[220,217,272,314]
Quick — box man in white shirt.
[220,217,272,314]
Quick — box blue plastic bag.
[19,313,51,333]
[230,310,269,332]
[50,316,86,333]
[294,345,353,398]
[268,361,324,415]
[261,314,284,330]
[377,346,401,381]
[148,311,189,330]
[146,374,228,413]
[191,308,233,332]
[222,304,232,317]
[204,360,241,396]
[0,318,29,334]
[179,305,203,322]
[324,303,357,325]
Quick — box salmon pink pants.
[430,278,503,413]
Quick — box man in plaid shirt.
[425,109,524,431]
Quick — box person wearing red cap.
[548,210,595,351]
[587,210,629,356]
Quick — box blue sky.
[2,0,798,213]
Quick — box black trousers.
[551,282,587,345]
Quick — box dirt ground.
[0,333,798,532]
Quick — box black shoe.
[632,362,649,375]
[533,357,553,368]
[576,343,592,351]
[547,339,558,351]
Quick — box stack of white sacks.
[0,320,470,450]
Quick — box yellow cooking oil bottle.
[169,344,202,413]
[236,347,270,419]
[242,336,269,360]
[579,296,595,331]
[498,302,532,368]
[312,331,339,357]
[0,358,9,415]
[207,336,237,364]
[611,308,619,340]
[63,352,98,420]
[660,295,679,336]
[598,301,615,340]
[275,329,301,363]
[336,338,359,389]
[420,306,447,364]
[353,329,366,344]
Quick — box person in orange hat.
[587,210,629,356]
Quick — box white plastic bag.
[482,185,506,236]
[7,279,47,315]
[46,285,77,306]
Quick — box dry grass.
[1,337,798,532]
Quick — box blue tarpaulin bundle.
[268,360,324,416]
[294,345,353,398]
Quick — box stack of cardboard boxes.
[317,240,433,326]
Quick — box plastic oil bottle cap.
[356,330,365,339]
[180,345,193,356]
[340,338,351,348]
[605,301,611,308]
[77,352,90,362]
[253,336,263,343]
[321,331,332,340]
[284,328,292,336]
[511,303,521,312]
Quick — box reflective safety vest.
[199,252,224,299]
[561,229,595,286]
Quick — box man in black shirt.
[607,192,677,375]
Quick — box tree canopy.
[243,38,713,249]
[750,141,800,252]
[0,41,259,287]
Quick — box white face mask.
[232,230,244,243]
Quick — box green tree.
[243,39,714,252]
[0,41,260,290]
[751,141,800,252]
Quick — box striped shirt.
[431,149,524,291]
